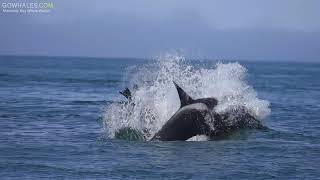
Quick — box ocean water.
[0,55,319,179]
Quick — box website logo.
[2,2,54,14]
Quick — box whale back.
[151,104,212,141]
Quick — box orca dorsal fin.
[173,82,194,108]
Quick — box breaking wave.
[103,55,270,141]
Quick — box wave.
[0,73,10,77]
[60,78,121,85]
[103,55,271,141]
[69,100,114,105]
[0,73,122,85]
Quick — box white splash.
[103,55,270,140]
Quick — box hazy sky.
[1,0,319,61]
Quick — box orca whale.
[150,82,219,141]
[118,82,266,141]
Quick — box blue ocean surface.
[0,56,319,179]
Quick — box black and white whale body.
[118,82,266,141]
[150,82,219,141]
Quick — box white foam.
[103,55,271,140]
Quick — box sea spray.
[103,55,271,140]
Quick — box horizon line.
[0,54,319,63]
